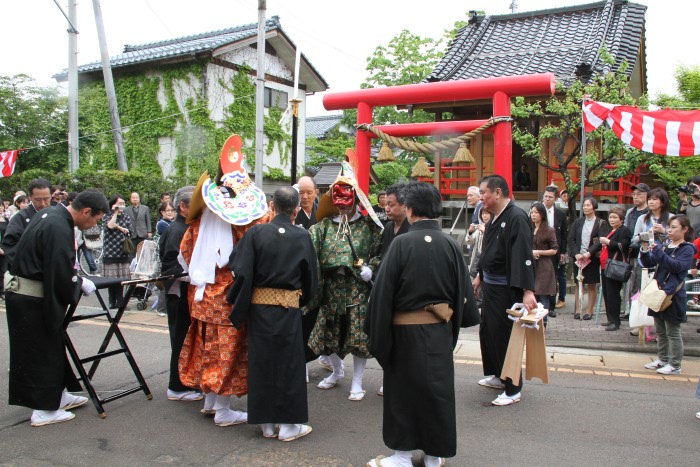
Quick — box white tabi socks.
[212,394,247,427]
[423,454,445,467]
[349,356,367,401]
[318,354,345,389]
[201,392,216,415]
[367,451,413,467]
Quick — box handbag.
[122,235,135,255]
[605,244,632,282]
[638,243,688,312]
[629,292,654,328]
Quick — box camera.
[114,205,125,211]
[679,185,689,193]
[639,232,651,242]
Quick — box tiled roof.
[305,115,344,139]
[313,162,342,187]
[426,0,647,88]
[71,17,281,75]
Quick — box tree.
[511,49,661,220]
[0,74,68,173]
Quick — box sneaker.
[696,412,700,420]
[548,310,557,318]
[555,300,566,309]
[656,364,681,375]
[644,359,666,370]
[478,375,505,389]
[492,392,521,406]
[167,389,204,401]
[31,409,75,427]
[156,310,166,317]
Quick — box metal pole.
[92,0,128,171]
[580,96,587,217]
[254,0,266,190]
[290,99,301,185]
[67,0,79,172]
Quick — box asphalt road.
[1,309,699,466]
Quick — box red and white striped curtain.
[0,150,18,177]
[582,100,700,156]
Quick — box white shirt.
[547,206,555,228]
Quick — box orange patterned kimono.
[178,213,269,396]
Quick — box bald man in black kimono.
[473,175,536,407]
[366,182,480,467]
[228,186,318,442]
[6,190,109,426]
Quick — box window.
[264,87,288,110]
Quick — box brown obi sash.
[251,287,302,308]
[392,303,453,325]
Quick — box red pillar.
[492,91,512,190]
[356,102,372,194]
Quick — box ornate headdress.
[187,134,268,225]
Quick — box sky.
[1,0,697,116]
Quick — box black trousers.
[166,285,193,392]
[479,282,523,396]
[602,273,624,326]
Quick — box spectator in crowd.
[6,190,26,219]
[155,202,176,236]
[157,186,202,403]
[2,199,10,219]
[51,186,67,206]
[2,179,52,269]
[514,163,531,191]
[11,195,29,218]
[568,196,609,320]
[124,192,151,250]
[555,189,569,210]
[468,185,483,226]
[160,192,171,204]
[294,176,318,229]
[372,190,389,222]
[542,186,568,316]
[624,183,650,318]
[102,194,134,309]
[467,208,491,280]
[589,206,632,331]
[632,188,671,246]
[678,177,700,232]
[640,215,696,375]
[677,185,690,214]
[474,174,536,407]
[530,202,558,314]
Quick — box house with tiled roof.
[420,0,647,201]
[55,16,328,183]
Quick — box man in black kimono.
[6,189,109,426]
[227,186,318,442]
[2,178,53,269]
[380,182,410,257]
[158,186,204,404]
[365,182,480,467]
[294,176,318,229]
[474,175,536,406]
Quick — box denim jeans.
[557,263,567,302]
[78,244,97,273]
[654,318,683,368]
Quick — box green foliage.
[512,48,659,219]
[305,129,355,168]
[372,162,409,192]
[264,167,289,181]
[0,75,68,172]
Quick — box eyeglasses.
[163,209,176,213]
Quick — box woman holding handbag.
[639,214,696,375]
[530,202,558,313]
[589,206,632,331]
[568,196,609,320]
[102,194,134,309]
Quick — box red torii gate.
[323,73,556,193]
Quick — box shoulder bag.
[605,242,632,282]
[122,234,135,255]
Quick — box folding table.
[63,274,184,418]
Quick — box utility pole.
[67,0,79,172]
[254,0,266,190]
[92,0,128,171]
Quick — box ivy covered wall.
[78,55,294,186]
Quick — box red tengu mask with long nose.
[332,184,355,209]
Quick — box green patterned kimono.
[307,214,382,358]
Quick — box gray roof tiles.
[427,0,646,87]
